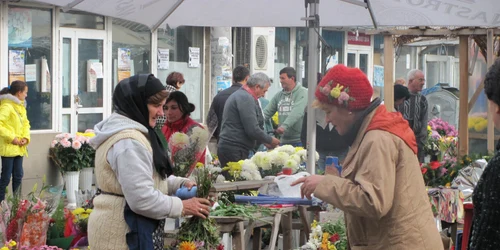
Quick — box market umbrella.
[32,0,499,172]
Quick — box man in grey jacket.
[218,73,280,171]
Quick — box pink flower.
[338,91,350,104]
[85,129,94,133]
[72,140,82,150]
[63,133,72,138]
[321,85,332,95]
[60,138,71,148]
[439,167,448,177]
[50,140,58,148]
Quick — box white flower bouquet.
[169,126,210,177]
[251,145,319,177]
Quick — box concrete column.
[210,27,232,99]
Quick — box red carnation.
[217,243,225,250]
[329,233,340,243]
[421,167,428,174]
[429,161,441,170]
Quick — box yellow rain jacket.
[0,94,30,157]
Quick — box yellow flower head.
[195,162,204,168]
[295,146,304,152]
[8,241,16,247]
[445,182,451,188]
[272,112,279,125]
[72,207,85,216]
[179,241,197,250]
[311,220,318,228]
[1,247,9,250]
[322,232,330,245]
[327,242,337,250]
[330,84,344,99]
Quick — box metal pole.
[306,0,319,174]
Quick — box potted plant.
[49,132,95,208]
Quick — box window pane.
[78,113,102,132]
[112,19,151,87]
[78,39,103,107]
[62,38,71,108]
[60,11,104,29]
[8,7,52,130]
[157,26,204,121]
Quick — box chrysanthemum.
[179,241,197,250]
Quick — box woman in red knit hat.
[292,64,443,249]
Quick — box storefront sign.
[347,32,371,46]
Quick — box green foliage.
[47,199,65,239]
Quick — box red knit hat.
[315,64,373,111]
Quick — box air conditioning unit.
[250,27,275,77]
[254,35,268,70]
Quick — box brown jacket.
[314,106,443,250]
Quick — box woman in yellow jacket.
[0,80,30,201]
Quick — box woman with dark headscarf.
[292,65,443,249]
[88,74,210,250]
[161,91,206,176]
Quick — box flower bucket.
[79,167,94,191]
[64,171,80,208]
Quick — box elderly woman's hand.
[183,180,197,190]
[182,197,211,219]
[291,175,324,200]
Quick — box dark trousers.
[218,146,249,179]
[0,156,24,201]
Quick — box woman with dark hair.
[165,71,185,92]
[88,74,210,250]
[161,91,206,173]
[292,65,442,249]
[0,80,30,201]
[468,58,500,250]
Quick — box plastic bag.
[451,159,487,201]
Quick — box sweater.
[218,88,272,151]
[88,113,187,250]
[396,93,428,161]
[468,143,500,250]
[208,83,242,139]
[263,83,308,144]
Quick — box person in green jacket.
[0,80,30,201]
[263,67,307,146]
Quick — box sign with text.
[347,32,371,46]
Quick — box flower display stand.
[64,171,80,208]
[79,167,94,191]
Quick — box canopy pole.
[306,0,319,174]
[383,35,394,111]
[151,0,185,32]
[487,29,495,153]
[458,36,469,157]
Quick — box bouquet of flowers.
[421,155,472,187]
[424,118,458,161]
[250,145,316,177]
[49,131,96,173]
[302,220,347,250]
[171,165,224,250]
[169,126,210,177]
[0,181,62,247]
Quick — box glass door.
[346,49,372,83]
[60,29,108,133]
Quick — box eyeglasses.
[417,78,425,82]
